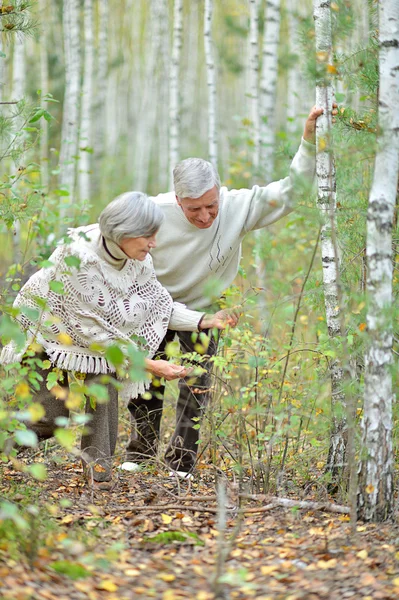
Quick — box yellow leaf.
[15,382,31,399]
[392,577,399,587]
[365,484,375,494]
[65,391,84,410]
[299,315,308,325]
[97,580,118,592]
[317,558,337,569]
[331,2,339,10]
[158,573,175,582]
[327,64,338,74]
[318,137,327,151]
[161,513,172,524]
[27,402,45,422]
[57,333,73,346]
[359,322,367,332]
[260,565,278,575]
[316,51,329,62]
[124,569,140,577]
[50,385,68,399]
[357,550,368,560]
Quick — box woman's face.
[119,233,157,260]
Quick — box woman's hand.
[145,358,190,381]
[199,309,240,331]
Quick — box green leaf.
[49,280,64,294]
[55,428,75,451]
[50,561,90,580]
[14,429,38,448]
[64,255,81,269]
[39,259,54,268]
[86,383,109,404]
[105,345,124,366]
[29,463,47,481]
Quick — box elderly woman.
[1,192,237,489]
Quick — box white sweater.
[151,138,316,310]
[0,225,204,395]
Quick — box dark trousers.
[27,363,118,482]
[126,328,218,472]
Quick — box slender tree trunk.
[0,32,4,104]
[93,0,109,170]
[10,36,25,264]
[286,0,301,134]
[204,0,217,167]
[38,0,49,190]
[169,0,183,187]
[157,0,170,191]
[78,0,94,207]
[59,0,81,218]
[134,1,165,192]
[313,0,348,478]
[357,0,399,522]
[259,0,281,178]
[248,0,260,168]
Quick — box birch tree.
[204,0,217,166]
[169,0,183,187]
[157,0,170,191]
[10,36,25,264]
[93,0,109,168]
[313,0,348,477]
[133,1,167,191]
[78,0,94,207]
[357,0,399,522]
[286,0,301,134]
[59,0,81,218]
[248,0,260,168]
[38,0,49,190]
[259,0,281,178]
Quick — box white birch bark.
[134,0,164,192]
[157,0,170,191]
[93,0,109,165]
[11,37,25,102]
[357,0,399,522]
[248,0,260,168]
[313,0,347,475]
[204,0,217,167]
[39,0,49,190]
[169,0,183,187]
[59,0,81,218]
[10,36,25,264]
[78,0,94,206]
[0,33,4,104]
[259,0,281,179]
[286,0,301,134]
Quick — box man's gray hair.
[98,191,164,244]
[173,158,221,199]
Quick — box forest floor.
[1,442,399,600]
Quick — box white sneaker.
[169,470,194,480]
[118,461,142,472]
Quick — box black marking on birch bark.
[322,256,336,263]
[319,2,331,8]
[381,39,399,48]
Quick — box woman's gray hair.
[173,158,221,199]
[98,191,164,244]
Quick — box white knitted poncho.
[0,224,200,399]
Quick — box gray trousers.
[127,328,218,473]
[28,363,118,482]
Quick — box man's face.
[177,186,219,229]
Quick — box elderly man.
[125,106,327,478]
